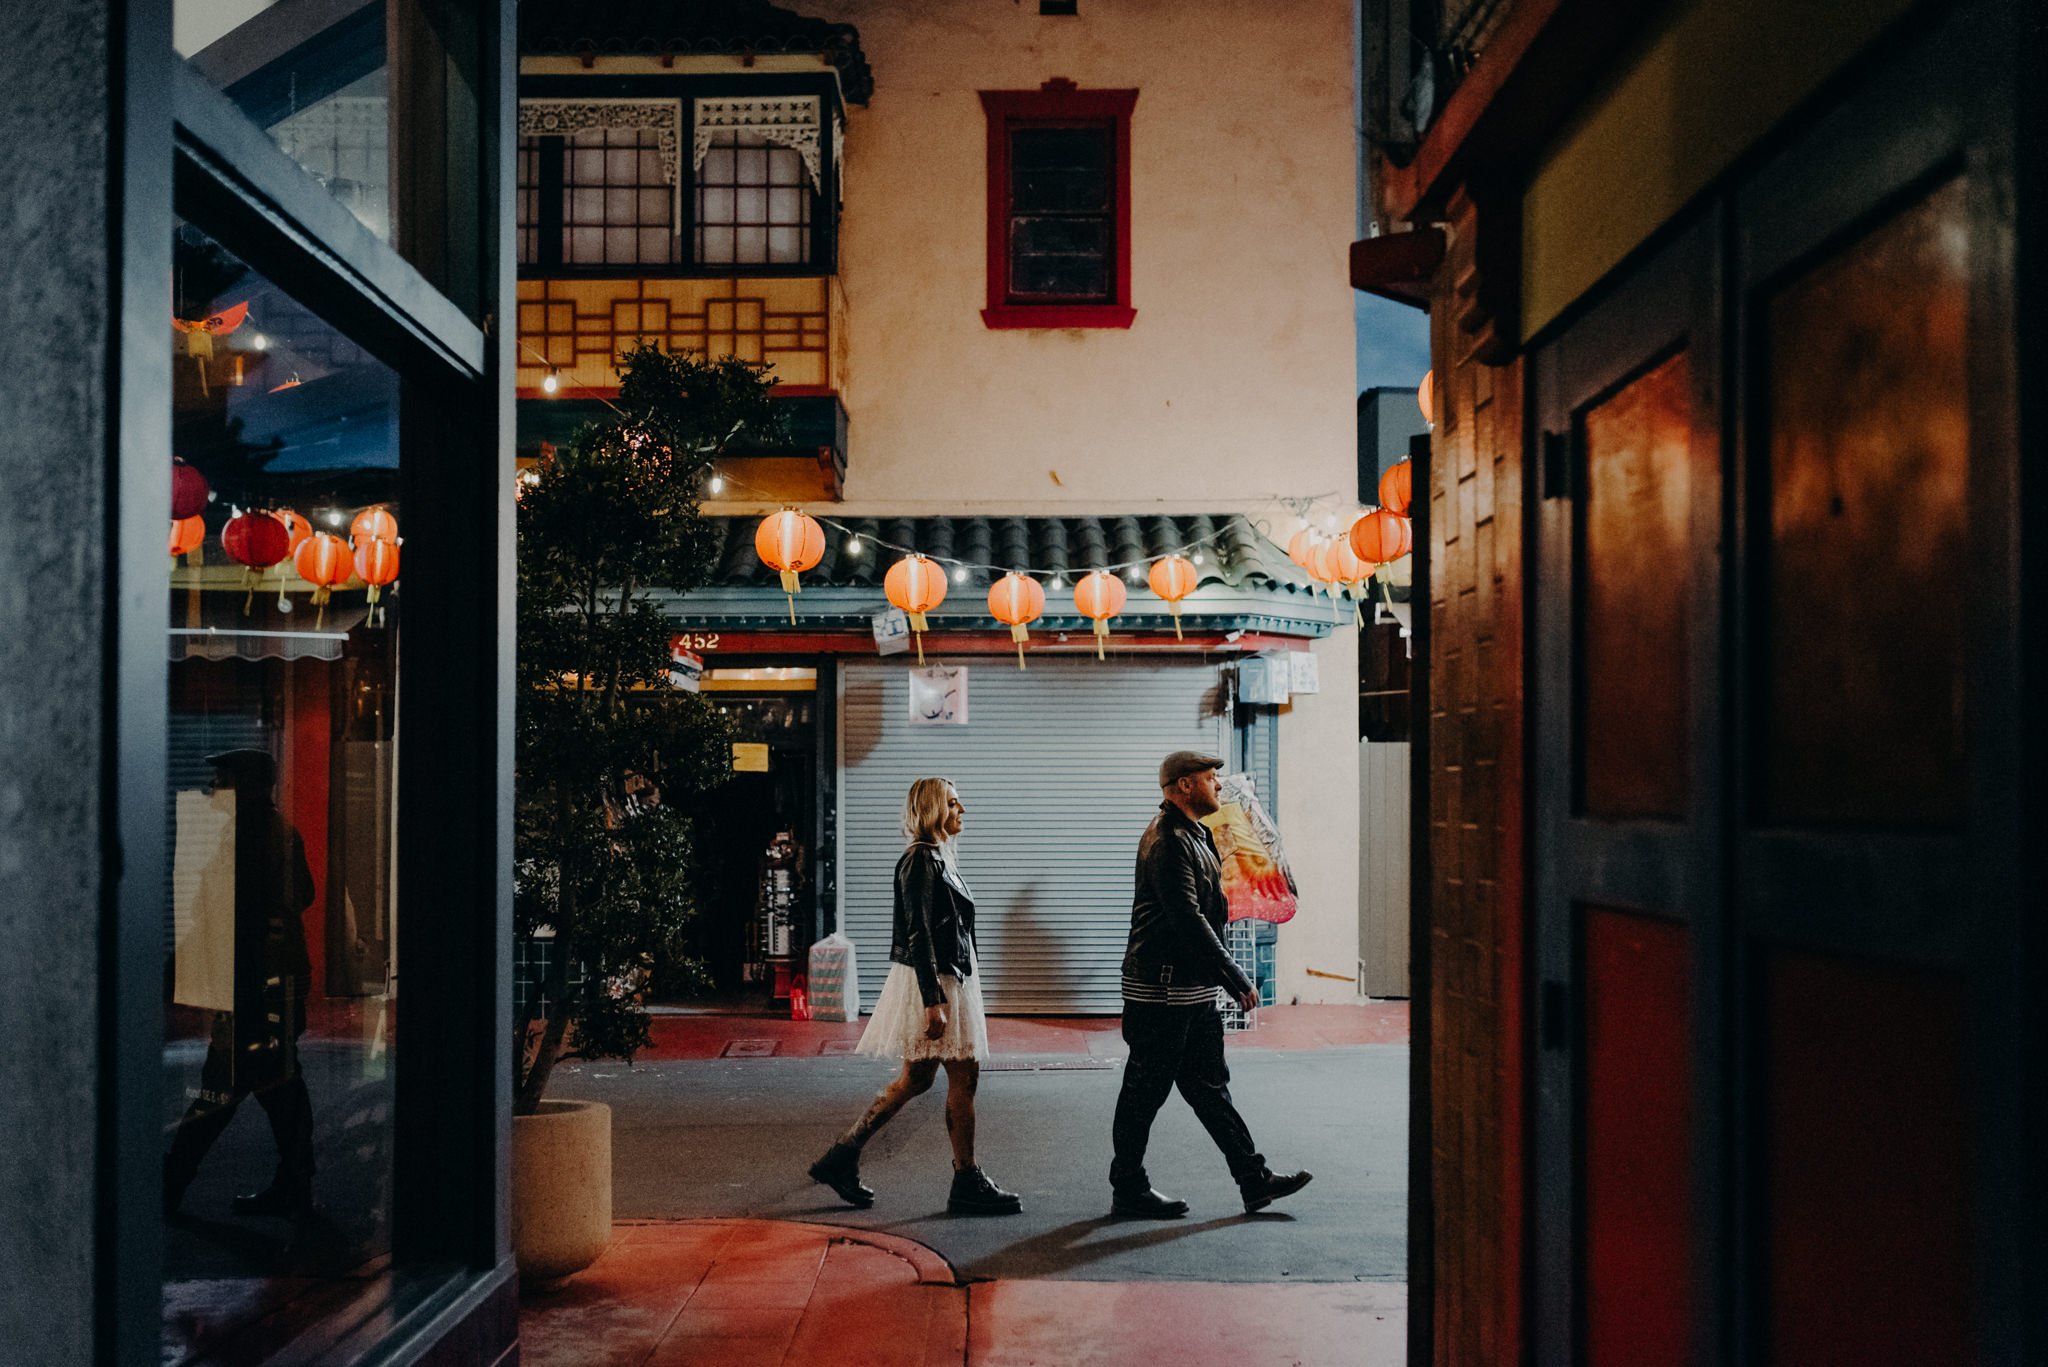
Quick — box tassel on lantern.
[1092,616,1110,660]
[1011,622,1030,669]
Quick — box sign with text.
[871,607,911,656]
[667,647,704,692]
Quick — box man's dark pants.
[1110,999,1265,1192]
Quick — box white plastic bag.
[808,932,860,1022]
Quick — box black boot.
[947,1166,1023,1216]
[809,1143,875,1208]
[1110,1186,1190,1219]
[1240,1168,1313,1214]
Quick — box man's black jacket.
[1122,802,1254,998]
[888,843,976,1008]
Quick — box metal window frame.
[108,2,517,1361]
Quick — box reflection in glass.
[162,223,401,1364]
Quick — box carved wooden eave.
[1366,0,1666,363]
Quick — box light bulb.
[952,566,967,584]
[541,371,560,394]
[324,510,345,527]
[252,334,269,352]
[1050,575,1065,590]
[1192,552,1205,566]
[708,474,725,494]
[845,536,862,555]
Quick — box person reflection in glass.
[164,748,318,1221]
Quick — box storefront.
[663,514,1340,1017]
[1,4,518,1363]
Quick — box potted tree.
[512,343,785,1286]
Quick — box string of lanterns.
[167,455,401,627]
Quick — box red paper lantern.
[1378,458,1413,517]
[1348,509,1413,564]
[754,509,826,622]
[171,460,209,520]
[168,516,205,559]
[884,554,948,663]
[223,511,289,568]
[987,572,1047,669]
[351,505,399,545]
[355,537,400,627]
[1072,570,1127,660]
[1147,555,1199,640]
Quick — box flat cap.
[1159,750,1226,788]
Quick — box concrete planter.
[512,1099,612,1289]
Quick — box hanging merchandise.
[754,508,826,623]
[168,516,205,559]
[1349,507,1413,565]
[171,301,249,396]
[1379,457,1413,517]
[355,537,400,628]
[883,553,947,664]
[1072,570,1127,660]
[1147,554,1199,640]
[987,571,1046,669]
[351,505,399,545]
[222,509,289,613]
[170,459,210,520]
[295,532,353,627]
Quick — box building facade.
[1356,0,2043,1360]
[515,0,1371,1015]
[2,3,519,1363]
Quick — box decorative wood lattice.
[515,275,840,393]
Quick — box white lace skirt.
[854,943,990,1062]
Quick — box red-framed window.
[978,80,1137,329]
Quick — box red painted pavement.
[638,1002,1409,1061]
[518,1219,1407,1366]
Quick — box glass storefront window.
[175,0,485,315]
[162,222,402,1363]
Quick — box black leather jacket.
[1122,803,1254,998]
[888,843,976,1008]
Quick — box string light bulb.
[708,473,725,495]
[845,535,862,555]
[1192,552,1205,566]
[1050,574,1066,590]
[541,369,560,394]
[952,565,968,584]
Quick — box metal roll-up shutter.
[839,658,1228,1015]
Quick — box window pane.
[701,188,736,224]
[163,224,402,1360]
[701,227,735,263]
[1011,127,1111,211]
[768,188,804,225]
[703,148,736,182]
[570,188,602,224]
[768,227,803,263]
[736,188,768,224]
[605,227,635,262]
[738,147,769,185]
[639,228,672,264]
[605,188,636,223]
[639,189,670,224]
[175,1,484,314]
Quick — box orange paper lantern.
[276,509,313,553]
[1349,509,1413,564]
[168,516,205,559]
[1378,458,1413,517]
[351,505,398,545]
[884,554,948,662]
[1072,570,1127,660]
[1287,528,1321,570]
[1417,369,1434,427]
[754,509,826,622]
[294,531,352,622]
[1147,555,1199,640]
[987,572,1047,669]
[355,537,400,627]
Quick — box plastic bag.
[807,932,860,1022]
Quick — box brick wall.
[1425,193,1527,1366]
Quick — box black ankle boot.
[1110,1186,1190,1219]
[809,1143,875,1207]
[1240,1168,1313,1214]
[947,1166,1022,1215]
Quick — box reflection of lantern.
[171,459,209,520]
[754,509,826,623]
[1147,555,1199,640]
[987,572,1046,669]
[1417,369,1434,427]
[168,516,205,559]
[276,509,313,553]
[355,537,400,628]
[295,532,352,624]
[1072,570,1127,660]
[224,510,290,615]
[884,554,948,663]
[1287,528,1320,570]
[1348,509,1413,564]
[1378,458,1413,517]
[351,505,398,545]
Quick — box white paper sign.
[667,647,704,691]
[908,665,968,725]
[1288,650,1320,695]
[872,607,911,656]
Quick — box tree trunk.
[516,978,579,1116]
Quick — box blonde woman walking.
[808,778,1021,1215]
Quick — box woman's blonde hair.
[902,777,957,845]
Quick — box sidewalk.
[518,1219,1408,1367]
[636,1002,1410,1061]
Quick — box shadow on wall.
[986,883,1067,1008]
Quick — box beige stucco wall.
[1274,627,1365,1004]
